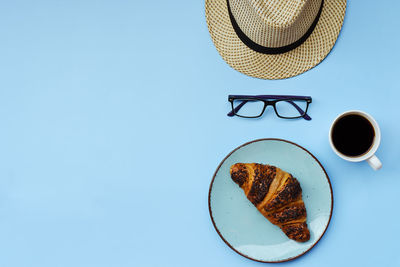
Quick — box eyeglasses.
[228,95,312,120]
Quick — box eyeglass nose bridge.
[259,100,276,117]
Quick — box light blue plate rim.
[208,138,333,263]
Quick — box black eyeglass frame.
[228,95,312,120]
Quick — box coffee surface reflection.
[331,114,375,157]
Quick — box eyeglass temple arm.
[227,100,247,117]
[227,97,311,120]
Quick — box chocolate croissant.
[230,163,310,242]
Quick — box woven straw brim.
[205,0,346,80]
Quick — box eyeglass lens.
[275,100,307,118]
[232,99,264,117]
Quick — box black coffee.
[331,114,375,157]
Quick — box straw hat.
[205,0,346,79]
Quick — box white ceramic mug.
[329,110,382,170]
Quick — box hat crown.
[229,0,322,48]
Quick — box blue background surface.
[0,1,399,266]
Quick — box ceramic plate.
[208,139,333,263]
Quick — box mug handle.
[367,155,382,170]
